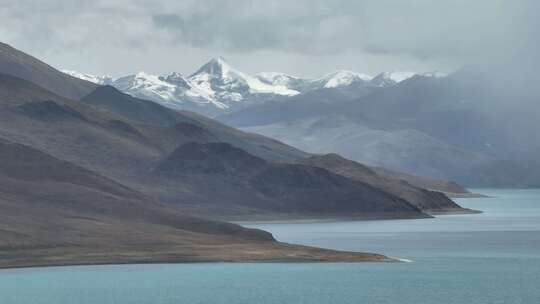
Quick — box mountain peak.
[192,57,236,79]
[209,56,229,65]
[370,71,416,87]
[62,70,114,85]
[316,70,373,88]
[188,57,299,104]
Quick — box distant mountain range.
[63,58,439,117]
[63,55,540,188]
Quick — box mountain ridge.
[0,137,392,268]
[63,58,429,116]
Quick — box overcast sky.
[0,0,537,78]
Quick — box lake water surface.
[1,189,539,304]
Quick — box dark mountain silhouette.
[299,154,478,213]
[153,142,427,219]
[81,85,182,126]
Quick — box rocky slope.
[0,138,389,268]
[153,142,426,219]
[299,154,478,214]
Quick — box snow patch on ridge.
[62,70,114,85]
[316,70,373,88]
[256,72,302,86]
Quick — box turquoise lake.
[1,189,539,303]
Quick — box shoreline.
[0,206,481,270]
[445,192,489,198]
[0,257,399,272]
[0,242,397,270]
[232,208,481,225]
[227,212,433,225]
[425,208,482,215]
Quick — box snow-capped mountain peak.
[316,70,373,89]
[190,57,235,80]
[113,72,178,104]
[370,71,446,87]
[188,58,299,104]
[111,71,228,113]
[255,72,313,92]
[370,71,417,87]
[62,70,114,85]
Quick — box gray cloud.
[150,1,533,60]
[151,1,345,54]
[0,0,537,78]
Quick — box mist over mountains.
[66,56,540,187]
[220,69,540,187]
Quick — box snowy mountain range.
[63,58,439,116]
